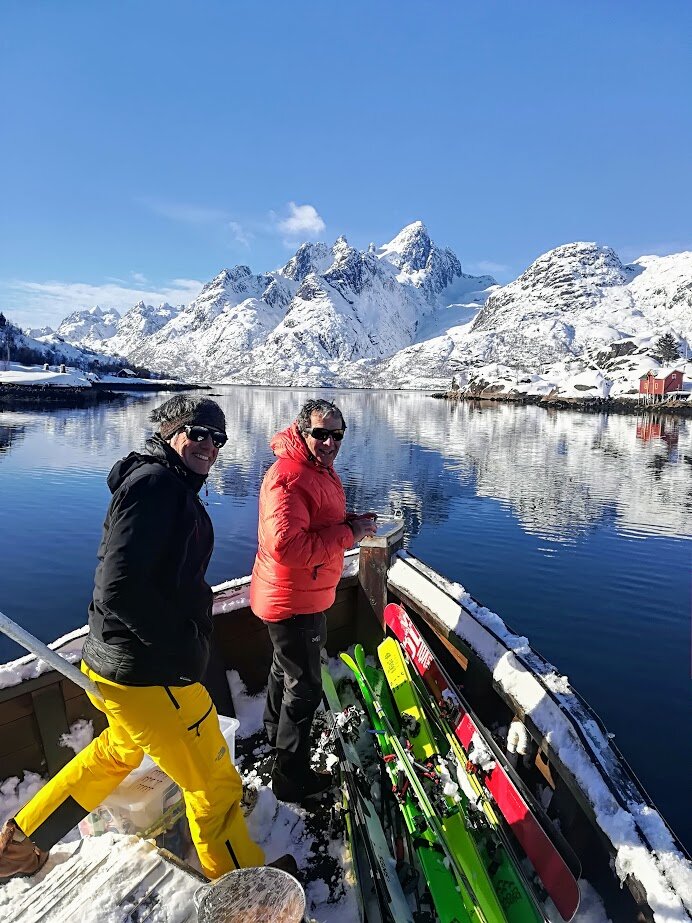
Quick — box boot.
[302,768,334,798]
[0,820,49,880]
[267,852,300,880]
[271,764,333,805]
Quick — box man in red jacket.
[250,399,377,804]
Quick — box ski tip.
[383,602,406,625]
[354,643,367,671]
[340,651,358,671]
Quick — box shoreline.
[0,380,208,411]
[0,383,125,410]
[90,380,209,392]
[431,389,692,417]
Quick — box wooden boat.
[1,522,690,922]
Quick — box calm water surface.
[1,388,690,847]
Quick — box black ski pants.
[264,612,327,777]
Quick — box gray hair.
[296,398,346,433]
[150,395,226,441]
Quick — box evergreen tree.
[0,313,10,367]
[653,333,681,364]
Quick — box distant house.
[639,367,684,402]
[116,368,138,378]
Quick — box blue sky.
[1,0,690,328]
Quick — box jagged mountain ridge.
[56,305,121,346]
[364,243,692,389]
[50,228,692,389]
[76,222,494,382]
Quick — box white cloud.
[1,278,204,329]
[228,221,253,247]
[275,202,326,238]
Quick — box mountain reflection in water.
[0,388,690,848]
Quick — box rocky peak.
[472,242,631,333]
[201,266,251,293]
[56,305,121,344]
[280,242,332,282]
[517,242,630,291]
[324,238,374,296]
[375,222,479,301]
[378,221,432,273]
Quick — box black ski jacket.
[81,436,215,686]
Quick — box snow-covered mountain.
[105,301,182,356]
[24,325,54,338]
[378,220,494,303]
[46,227,692,390]
[56,306,121,347]
[369,242,692,390]
[4,326,121,370]
[67,221,492,383]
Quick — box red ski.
[384,602,581,922]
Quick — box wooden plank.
[325,625,357,657]
[61,677,91,702]
[65,693,107,736]
[0,669,67,705]
[0,742,45,780]
[0,691,34,725]
[0,715,42,757]
[31,686,71,777]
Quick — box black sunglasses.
[181,425,228,448]
[305,427,345,442]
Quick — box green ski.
[378,637,546,923]
[343,646,484,923]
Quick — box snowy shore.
[0,363,206,409]
[433,389,692,416]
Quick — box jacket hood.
[107,435,207,494]
[269,423,313,465]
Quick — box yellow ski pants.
[15,664,265,878]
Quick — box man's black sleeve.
[98,471,188,646]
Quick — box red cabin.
[639,368,684,401]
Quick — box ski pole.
[0,609,103,702]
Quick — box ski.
[343,645,492,923]
[334,659,470,923]
[384,602,580,922]
[378,636,546,923]
[404,655,550,921]
[321,667,415,923]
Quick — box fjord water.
[1,388,690,848]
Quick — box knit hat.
[150,396,227,441]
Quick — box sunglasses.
[181,425,228,448]
[305,427,345,442]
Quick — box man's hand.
[348,513,378,542]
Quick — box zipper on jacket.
[312,565,321,580]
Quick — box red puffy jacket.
[250,423,354,622]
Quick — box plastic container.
[195,867,306,923]
[79,714,240,840]
[218,715,239,765]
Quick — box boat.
[0,521,690,922]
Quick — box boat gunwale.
[387,550,692,898]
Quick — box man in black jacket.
[0,396,274,881]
